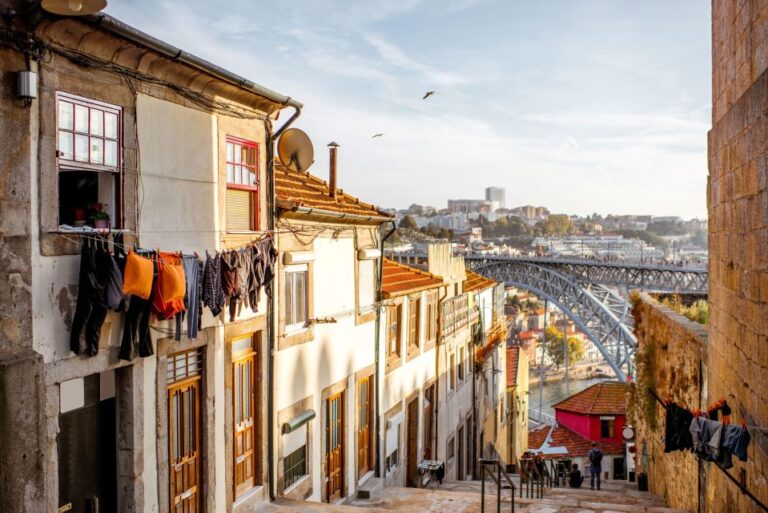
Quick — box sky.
[106,0,711,219]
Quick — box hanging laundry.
[722,424,751,462]
[152,252,186,321]
[120,252,156,361]
[70,239,111,356]
[664,402,694,453]
[123,251,154,300]
[104,254,126,311]
[221,250,244,321]
[176,255,203,341]
[202,251,225,317]
[249,237,277,311]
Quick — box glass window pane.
[226,142,234,162]
[75,134,89,162]
[296,272,307,323]
[234,144,242,164]
[90,138,104,164]
[90,110,104,136]
[105,140,118,166]
[250,170,257,186]
[58,101,73,130]
[104,112,118,139]
[74,105,88,133]
[58,130,73,160]
[285,274,294,325]
[243,146,256,166]
[237,165,245,185]
[227,163,235,183]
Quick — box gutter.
[375,221,397,478]
[85,13,303,110]
[265,109,302,501]
[281,203,394,224]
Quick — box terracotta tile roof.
[275,162,393,220]
[382,258,443,298]
[528,425,550,450]
[506,346,520,387]
[464,270,496,293]
[553,382,628,416]
[529,424,624,458]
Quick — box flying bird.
[371,133,385,138]
[422,91,436,100]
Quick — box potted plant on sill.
[73,207,87,227]
[89,202,110,229]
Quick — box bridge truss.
[473,261,638,380]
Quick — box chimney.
[328,141,339,199]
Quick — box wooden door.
[422,392,433,460]
[326,392,344,501]
[357,377,373,476]
[169,378,201,513]
[233,350,257,497]
[458,425,465,480]
[405,398,420,487]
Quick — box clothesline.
[648,387,768,435]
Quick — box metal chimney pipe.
[328,141,339,199]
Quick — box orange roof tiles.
[528,424,624,458]
[553,382,628,416]
[464,270,496,293]
[382,259,443,298]
[506,346,520,387]
[275,162,393,220]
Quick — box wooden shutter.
[227,188,253,231]
[358,259,375,309]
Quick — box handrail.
[646,388,768,513]
[518,457,544,499]
[478,458,515,513]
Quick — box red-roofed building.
[504,345,530,470]
[552,381,628,446]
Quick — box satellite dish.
[278,128,314,172]
[41,0,108,15]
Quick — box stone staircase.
[256,479,689,513]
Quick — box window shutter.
[284,423,307,456]
[358,259,375,309]
[227,188,252,231]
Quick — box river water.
[529,376,610,418]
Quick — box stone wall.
[630,293,707,513]
[709,1,768,512]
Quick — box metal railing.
[518,457,545,499]
[478,458,516,513]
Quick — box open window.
[56,93,122,228]
[226,136,259,232]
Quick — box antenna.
[277,128,314,173]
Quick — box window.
[449,353,456,390]
[385,424,400,474]
[458,346,465,381]
[408,297,420,350]
[387,305,402,357]
[283,423,308,489]
[600,417,615,438]
[425,292,438,342]
[357,258,376,313]
[284,265,308,331]
[226,137,259,231]
[56,93,122,227]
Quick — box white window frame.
[285,264,309,333]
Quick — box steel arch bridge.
[464,256,708,381]
[472,261,639,380]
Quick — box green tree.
[399,215,417,230]
[542,325,585,369]
[407,204,425,215]
[535,214,572,236]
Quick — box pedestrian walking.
[588,442,603,490]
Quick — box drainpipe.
[375,221,396,478]
[267,108,301,502]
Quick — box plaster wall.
[274,230,378,502]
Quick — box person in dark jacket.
[568,463,584,488]
[588,442,603,490]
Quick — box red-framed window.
[56,92,123,228]
[226,136,259,232]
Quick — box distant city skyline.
[107,0,710,218]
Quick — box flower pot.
[94,219,109,229]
